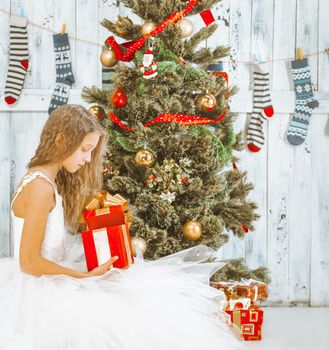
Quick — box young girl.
[0,105,240,349]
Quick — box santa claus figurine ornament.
[140,48,158,79]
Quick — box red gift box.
[83,205,126,231]
[226,306,263,341]
[82,224,134,271]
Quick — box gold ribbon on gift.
[83,190,133,225]
[85,190,128,211]
[231,311,243,339]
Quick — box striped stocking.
[247,63,274,152]
[246,113,265,152]
[4,15,29,105]
[252,63,274,119]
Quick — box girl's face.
[62,132,100,173]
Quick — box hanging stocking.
[287,58,319,145]
[246,113,265,152]
[253,63,274,119]
[48,33,75,115]
[4,15,29,105]
[246,63,275,152]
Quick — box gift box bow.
[83,190,133,224]
[85,190,128,211]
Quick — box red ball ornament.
[110,87,127,108]
[181,177,188,185]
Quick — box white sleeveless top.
[11,171,67,264]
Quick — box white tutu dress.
[0,171,241,350]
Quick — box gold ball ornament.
[176,18,194,38]
[141,21,157,36]
[115,17,133,36]
[131,237,147,256]
[182,221,203,241]
[135,148,156,167]
[100,47,118,67]
[88,105,106,121]
[197,93,217,112]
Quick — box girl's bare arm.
[19,179,116,278]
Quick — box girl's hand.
[88,256,119,277]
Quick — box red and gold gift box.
[210,279,268,303]
[226,306,263,341]
[82,224,134,271]
[83,190,132,231]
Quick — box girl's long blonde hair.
[28,104,108,233]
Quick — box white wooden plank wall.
[0,0,328,306]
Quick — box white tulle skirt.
[0,241,241,350]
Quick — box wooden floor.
[240,308,329,350]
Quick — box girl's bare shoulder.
[24,177,55,198]
[13,176,55,216]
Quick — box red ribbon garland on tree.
[105,0,229,130]
[108,72,229,130]
[105,0,197,62]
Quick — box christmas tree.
[82,0,269,282]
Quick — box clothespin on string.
[61,23,66,35]
[18,5,24,17]
[257,53,265,64]
[325,48,329,60]
[253,53,265,65]
[297,47,303,61]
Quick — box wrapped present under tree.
[226,306,263,341]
